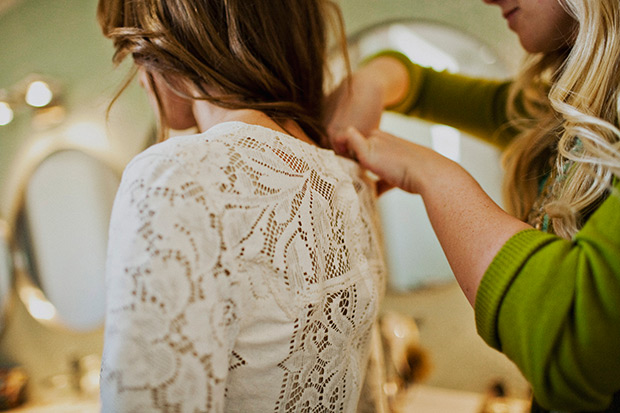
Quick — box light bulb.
[25,80,53,107]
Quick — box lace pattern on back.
[101,122,386,412]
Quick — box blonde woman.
[97,0,387,411]
[327,0,620,412]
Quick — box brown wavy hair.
[97,0,348,145]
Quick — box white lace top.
[100,122,387,412]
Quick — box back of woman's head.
[504,0,620,238]
[97,0,347,144]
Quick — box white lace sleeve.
[100,153,243,413]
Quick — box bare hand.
[323,74,385,155]
[324,55,410,155]
[336,127,442,195]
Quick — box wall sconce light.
[0,74,64,128]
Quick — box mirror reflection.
[337,19,508,290]
[11,148,120,331]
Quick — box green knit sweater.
[380,51,620,412]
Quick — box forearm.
[417,152,531,305]
[340,127,531,304]
[368,51,516,146]
[357,54,411,108]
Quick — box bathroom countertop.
[398,385,529,412]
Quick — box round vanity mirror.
[8,141,121,332]
[332,19,509,290]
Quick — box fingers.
[341,126,370,162]
[338,128,395,196]
[327,126,350,156]
[329,125,363,157]
[323,73,384,152]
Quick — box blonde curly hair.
[503,0,620,239]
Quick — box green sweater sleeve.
[475,181,620,411]
[376,50,516,148]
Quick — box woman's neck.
[192,100,317,146]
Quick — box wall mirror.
[6,137,121,332]
[331,19,509,290]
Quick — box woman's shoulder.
[149,121,356,175]
[120,121,372,207]
[120,123,264,188]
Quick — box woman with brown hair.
[97,0,387,411]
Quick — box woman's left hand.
[334,126,437,195]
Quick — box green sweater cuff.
[474,229,557,350]
[360,50,425,114]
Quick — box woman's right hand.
[323,66,386,154]
[324,55,411,155]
